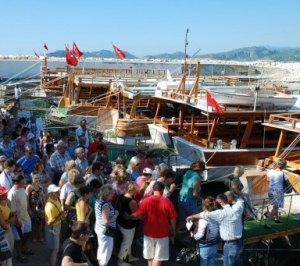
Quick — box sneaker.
[118,262,131,266]
[128,256,139,262]
[275,220,283,224]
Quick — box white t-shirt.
[8,187,30,224]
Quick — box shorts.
[143,235,169,261]
[11,220,32,241]
[45,223,61,249]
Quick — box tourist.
[0,159,15,190]
[39,131,54,156]
[88,132,108,158]
[189,193,244,266]
[152,162,170,180]
[45,184,63,266]
[144,168,176,198]
[0,186,15,254]
[130,181,177,266]
[49,141,71,185]
[76,119,91,148]
[17,145,40,184]
[265,158,289,228]
[75,147,89,180]
[59,128,69,145]
[61,221,92,266]
[126,156,141,181]
[24,133,39,154]
[85,162,104,186]
[35,161,52,193]
[136,168,153,200]
[60,168,80,211]
[89,143,108,164]
[116,182,139,266]
[58,160,77,188]
[0,225,12,266]
[76,186,93,223]
[112,168,130,197]
[178,161,204,229]
[66,136,77,159]
[188,196,219,266]
[42,143,55,178]
[25,171,45,243]
[0,132,16,159]
[94,184,119,266]
[225,166,245,193]
[8,174,33,263]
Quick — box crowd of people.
[0,104,291,266]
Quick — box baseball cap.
[143,168,153,175]
[47,184,60,194]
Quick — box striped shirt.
[95,199,116,230]
[194,211,219,247]
[202,199,244,241]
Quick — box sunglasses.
[27,151,34,154]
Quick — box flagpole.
[206,92,210,147]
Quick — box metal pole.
[184,28,189,62]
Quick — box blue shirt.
[179,170,202,201]
[17,155,40,183]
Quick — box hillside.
[47,46,300,62]
[199,46,300,62]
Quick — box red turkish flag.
[44,43,48,50]
[73,42,83,58]
[113,44,126,59]
[206,91,224,113]
[66,47,78,66]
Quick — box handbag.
[103,226,120,238]
[176,247,200,266]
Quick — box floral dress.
[29,185,44,223]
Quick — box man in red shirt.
[132,181,177,266]
[87,132,108,158]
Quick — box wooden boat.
[148,61,300,180]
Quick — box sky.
[1,0,300,57]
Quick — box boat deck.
[244,214,300,244]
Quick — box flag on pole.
[73,42,83,58]
[66,47,78,66]
[44,43,48,50]
[33,50,40,59]
[206,91,224,113]
[112,44,126,59]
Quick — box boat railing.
[250,193,299,225]
[268,113,300,129]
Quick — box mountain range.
[47,46,300,62]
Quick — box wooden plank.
[275,130,287,157]
[244,228,300,245]
[240,116,255,148]
[208,117,219,141]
